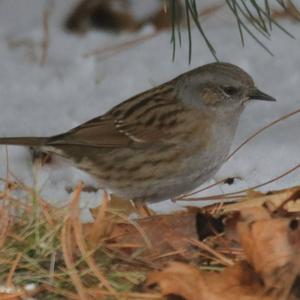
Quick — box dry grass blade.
[188,238,234,266]
[61,216,89,300]
[5,253,22,288]
[43,284,80,300]
[0,176,159,298]
[111,211,153,249]
[70,185,116,295]
[37,197,55,227]
[89,191,109,245]
[0,208,10,249]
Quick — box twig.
[181,162,300,202]
[83,30,160,59]
[227,107,300,161]
[40,1,53,66]
[174,178,229,200]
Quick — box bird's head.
[178,62,276,111]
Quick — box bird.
[0,62,275,203]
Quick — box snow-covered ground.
[0,0,299,214]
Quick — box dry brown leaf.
[147,261,272,300]
[108,212,199,260]
[148,206,300,300]
[222,186,300,213]
[147,262,205,300]
[232,207,300,296]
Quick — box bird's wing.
[49,117,134,148]
[48,85,185,148]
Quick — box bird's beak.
[249,88,276,102]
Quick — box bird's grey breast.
[181,107,242,187]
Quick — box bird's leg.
[30,147,52,166]
[131,200,152,217]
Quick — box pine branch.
[169,0,294,62]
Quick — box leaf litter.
[1,174,300,299]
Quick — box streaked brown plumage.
[0,62,276,202]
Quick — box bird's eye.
[223,86,239,96]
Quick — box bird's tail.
[0,137,49,147]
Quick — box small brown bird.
[0,62,275,202]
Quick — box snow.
[0,0,300,214]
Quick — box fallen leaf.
[108,211,199,261]
[222,186,300,213]
[148,206,300,300]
